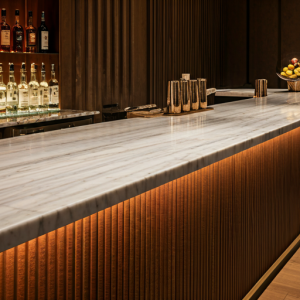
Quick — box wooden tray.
[164,107,214,116]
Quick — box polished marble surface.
[216,88,288,97]
[0,109,100,128]
[1,92,300,252]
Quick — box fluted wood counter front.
[1,93,300,299]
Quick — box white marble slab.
[216,88,288,97]
[0,110,100,128]
[1,92,300,252]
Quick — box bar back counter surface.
[1,92,300,299]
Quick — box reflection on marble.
[0,110,100,128]
[1,92,300,252]
[216,88,288,97]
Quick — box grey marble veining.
[1,93,300,252]
[216,88,288,97]
[0,110,100,128]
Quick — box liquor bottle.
[0,8,10,52]
[39,63,49,111]
[25,11,36,53]
[49,64,59,110]
[6,63,18,114]
[18,63,29,113]
[29,63,39,112]
[12,9,24,53]
[38,11,49,53]
[0,63,6,114]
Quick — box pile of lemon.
[281,58,300,79]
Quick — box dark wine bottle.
[38,11,49,53]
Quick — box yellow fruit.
[288,64,295,70]
[281,72,288,76]
[286,70,293,76]
[290,74,297,79]
[295,69,299,74]
[297,67,300,72]
[283,67,288,72]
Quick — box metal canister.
[189,80,199,110]
[168,80,181,114]
[180,79,190,112]
[197,78,207,109]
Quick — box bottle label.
[41,31,49,50]
[1,30,10,46]
[29,33,36,46]
[0,90,6,102]
[16,31,23,41]
[0,89,6,111]
[50,86,59,103]
[30,88,39,106]
[19,90,29,107]
[7,90,18,104]
[39,87,49,105]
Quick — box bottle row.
[0,8,50,53]
[0,62,59,115]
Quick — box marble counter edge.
[1,117,300,253]
[0,110,101,129]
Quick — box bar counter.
[1,92,300,299]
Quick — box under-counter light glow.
[1,128,300,299]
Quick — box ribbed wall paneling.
[60,0,223,116]
[148,0,223,108]
[1,127,300,299]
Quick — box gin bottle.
[39,62,49,111]
[49,64,59,110]
[0,63,6,114]
[6,63,18,115]
[29,63,39,112]
[18,63,29,113]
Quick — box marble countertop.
[0,110,100,128]
[1,92,300,252]
[216,88,288,97]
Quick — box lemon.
[286,70,293,76]
[290,74,297,79]
[288,64,295,70]
[283,67,288,72]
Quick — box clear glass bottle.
[29,63,39,112]
[0,63,6,114]
[38,11,49,53]
[18,63,29,113]
[0,8,10,52]
[25,11,36,53]
[39,63,49,111]
[12,9,24,53]
[6,63,18,115]
[49,64,59,110]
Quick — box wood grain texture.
[60,0,223,117]
[1,127,300,299]
[260,248,300,300]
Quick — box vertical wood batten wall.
[60,0,223,117]
[148,0,223,108]
[1,128,300,299]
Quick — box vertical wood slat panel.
[1,128,300,299]
[60,0,222,116]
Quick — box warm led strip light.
[1,128,300,299]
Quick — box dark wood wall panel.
[60,0,148,120]
[222,0,248,88]
[148,0,224,108]
[223,0,300,89]
[1,127,300,299]
[60,0,224,118]
[249,0,280,88]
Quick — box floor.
[260,248,300,299]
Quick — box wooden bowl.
[276,73,300,92]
